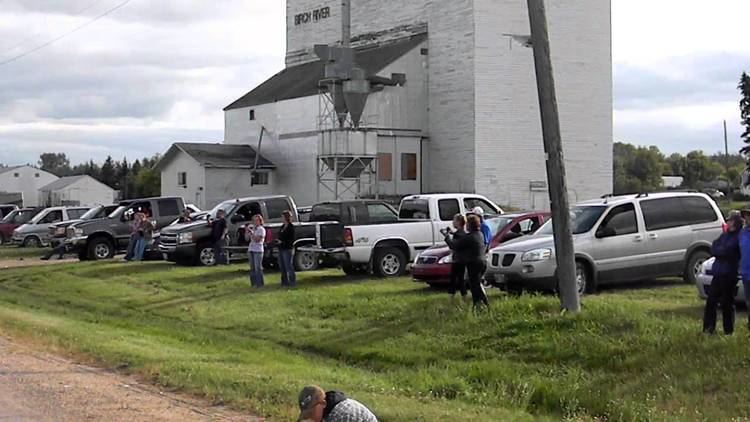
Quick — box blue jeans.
[134,238,148,261]
[278,248,296,287]
[249,251,264,287]
[213,239,227,265]
[124,233,138,260]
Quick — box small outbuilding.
[39,175,116,207]
[0,165,58,207]
[155,142,276,210]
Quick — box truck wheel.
[22,236,41,248]
[373,247,406,277]
[294,250,319,272]
[88,237,114,260]
[195,243,216,266]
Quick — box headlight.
[522,248,552,262]
[178,232,194,244]
[438,255,453,264]
[73,228,84,237]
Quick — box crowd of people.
[124,210,156,262]
[207,208,297,289]
[442,206,492,310]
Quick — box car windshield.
[536,206,607,236]
[0,210,17,223]
[80,207,103,220]
[485,217,514,237]
[209,202,237,219]
[30,210,53,224]
[108,206,127,218]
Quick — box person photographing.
[246,214,266,288]
[445,214,490,309]
[442,214,468,298]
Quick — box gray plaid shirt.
[325,399,378,422]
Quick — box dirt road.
[0,336,261,421]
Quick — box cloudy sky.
[0,0,747,166]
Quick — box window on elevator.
[401,153,417,181]
[378,153,392,181]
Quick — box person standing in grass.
[297,385,378,422]
[134,212,154,261]
[703,212,743,335]
[210,209,229,265]
[446,214,489,309]
[739,209,750,329]
[277,210,297,288]
[124,211,143,261]
[443,213,468,298]
[246,214,266,288]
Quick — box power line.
[0,0,133,67]
[0,0,112,56]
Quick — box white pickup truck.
[303,194,503,277]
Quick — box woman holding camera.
[443,214,468,298]
[445,214,490,309]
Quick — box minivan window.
[37,210,63,224]
[158,199,180,217]
[265,198,290,223]
[400,199,430,220]
[438,199,460,222]
[537,206,607,236]
[68,209,88,219]
[598,203,638,237]
[641,196,718,231]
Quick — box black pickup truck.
[159,195,328,270]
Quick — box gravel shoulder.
[0,335,261,422]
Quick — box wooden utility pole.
[527,0,580,312]
[724,120,731,199]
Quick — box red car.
[0,208,41,245]
[412,211,550,286]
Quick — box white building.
[39,175,116,207]
[155,143,275,210]
[166,0,613,209]
[0,165,58,207]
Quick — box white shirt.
[248,226,266,253]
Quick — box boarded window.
[378,153,392,181]
[252,172,269,186]
[401,153,417,181]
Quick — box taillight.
[344,228,353,246]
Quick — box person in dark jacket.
[444,213,468,298]
[278,210,297,287]
[297,385,377,422]
[209,209,228,265]
[703,213,743,335]
[445,215,489,309]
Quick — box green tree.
[135,168,160,197]
[38,153,71,176]
[100,156,116,188]
[740,72,750,181]
[665,153,687,176]
[613,142,665,194]
[683,151,724,189]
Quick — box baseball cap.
[298,385,326,421]
[471,206,484,215]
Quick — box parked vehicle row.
[302,194,504,277]
[0,208,40,245]
[13,206,91,247]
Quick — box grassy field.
[0,245,52,260]
[0,262,747,420]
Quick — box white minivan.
[487,192,724,294]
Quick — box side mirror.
[596,226,616,238]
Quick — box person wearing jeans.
[277,210,297,287]
[445,215,489,309]
[246,214,266,287]
[210,209,229,265]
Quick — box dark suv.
[67,197,185,260]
